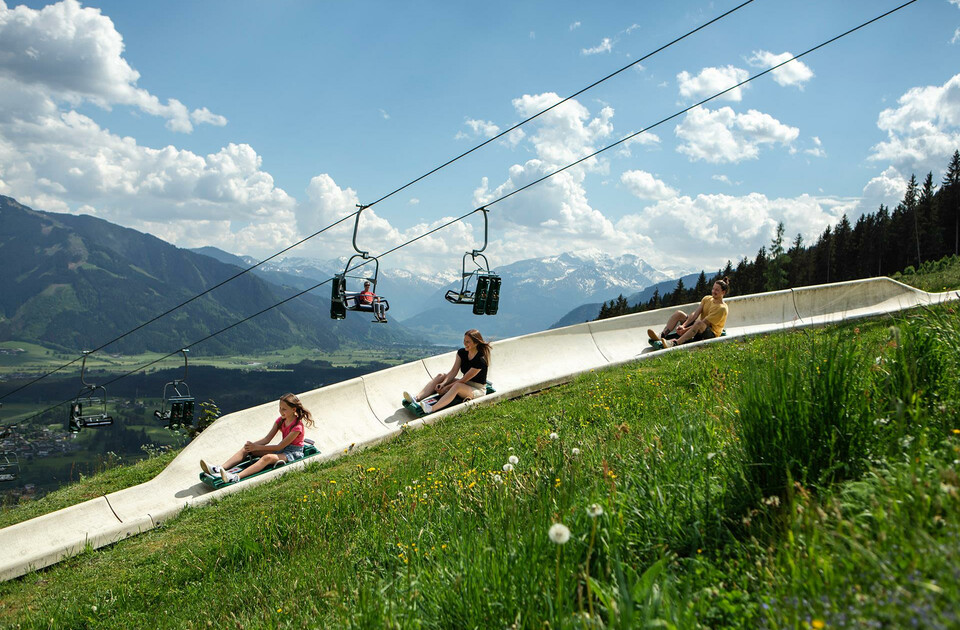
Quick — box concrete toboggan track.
[1,277,956,582]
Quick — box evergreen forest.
[598,149,960,319]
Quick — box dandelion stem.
[555,546,562,613]
[585,519,597,619]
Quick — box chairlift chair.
[67,352,114,433]
[0,404,20,482]
[444,207,501,316]
[153,349,196,430]
[330,205,391,323]
[0,451,20,483]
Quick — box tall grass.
[733,331,876,499]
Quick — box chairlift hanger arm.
[353,204,371,257]
[471,207,490,257]
[177,348,189,384]
[79,351,94,388]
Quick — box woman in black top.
[403,329,491,414]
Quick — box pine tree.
[672,278,686,304]
[765,222,790,290]
[918,172,942,260]
[833,215,853,281]
[614,294,628,317]
[694,271,708,296]
[941,150,960,255]
[752,247,768,293]
[902,174,921,265]
[875,204,890,276]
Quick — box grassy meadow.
[0,342,434,377]
[0,297,958,627]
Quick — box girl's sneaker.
[420,400,433,413]
[220,469,240,484]
[402,391,415,404]
[200,460,221,476]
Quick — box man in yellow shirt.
[647,277,730,348]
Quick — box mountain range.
[192,249,689,345]
[0,195,423,356]
[196,248,691,344]
[1,194,689,354]
[549,271,707,329]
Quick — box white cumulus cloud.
[746,50,814,88]
[511,92,614,170]
[0,0,226,133]
[868,73,960,173]
[616,191,854,269]
[677,65,750,102]
[620,170,677,201]
[675,106,799,163]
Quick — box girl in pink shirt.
[200,393,314,484]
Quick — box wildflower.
[502,463,514,472]
[508,455,519,465]
[811,620,825,629]
[571,447,580,456]
[549,432,559,440]
[953,429,960,435]
[763,495,780,507]
[548,523,571,544]
[492,474,503,484]
[587,503,604,518]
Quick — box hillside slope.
[0,195,423,354]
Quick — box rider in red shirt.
[359,281,387,322]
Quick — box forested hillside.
[599,150,960,319]
[0,196,423,354]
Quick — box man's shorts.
[691,328,718,342]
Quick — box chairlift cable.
[0,0,756,403]
[487,0,920,209]
[11,0,918,424]
[361,0,758,210]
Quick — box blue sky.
[1,0,959,277]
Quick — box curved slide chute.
[0,278,955,581]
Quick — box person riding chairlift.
[358,280,388,323]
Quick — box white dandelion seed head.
[508,455,519,465]
[502,463,514,472]
[493,474,503,484]
[571,448,581,456]
[549,523,571,544]
[587,503,604,518]
[549,432,559,440]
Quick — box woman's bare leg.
[426,383,475,412]
[416,374,445,401]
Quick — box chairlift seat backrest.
[330,275,348,319]
[470,272,501,315]
[169,397,195,426]
[485,274,501,315]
